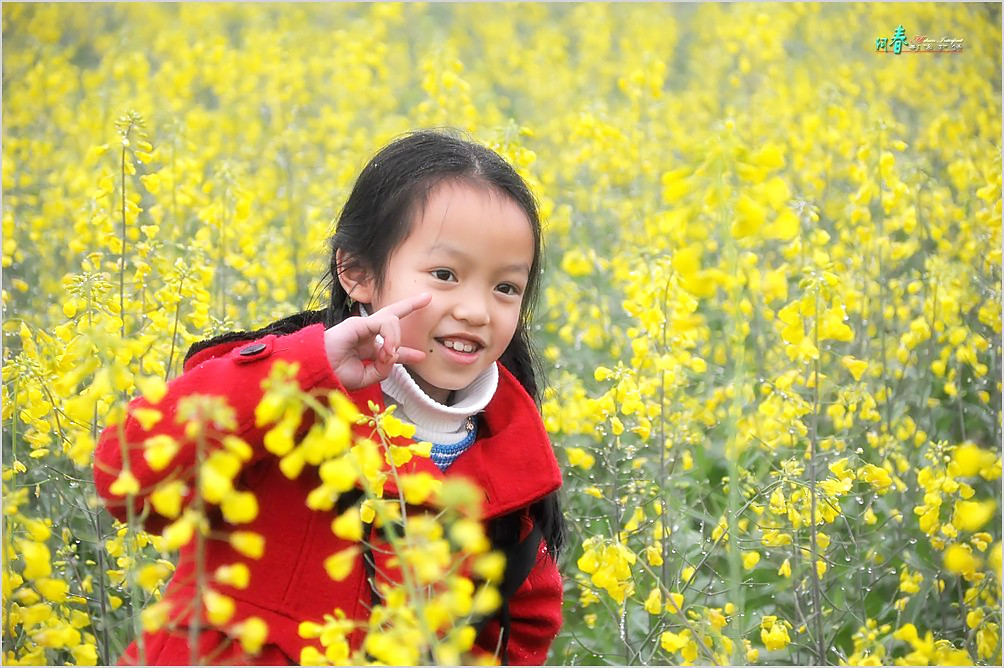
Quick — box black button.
[238,343,267,356]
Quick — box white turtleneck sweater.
[381,361,498,447]
[357,305,498,465]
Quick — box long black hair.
[318,129,565,559]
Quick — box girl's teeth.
[443,339,476,353]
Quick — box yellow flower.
[72,643,99,666]
[561,248,593,277]
[398,472,441,505]
[841,355,868,381]
[660,629,690,652]
[331,506,363,541]
[108,469,140,497]
[952,443,997,478]
[150,480,186,519]
[200,450,240,503]
[858,463,892,494]
[819,305,853,342]
[136,375,167,404]
[707,607,727,631]
[203,589,235,625]
[223,435,254,462]
[976,623,1000,660]
[229,531,265,559]
[324,546,360,581]
[19,540,52,579]
[989,541,1002,579]
[136,562,172,591]
[33,577,69,602]
[742,551,760,570]
[215,563,251,589]
[449,518,490,554]
[610,416,624,435]
[765,208,800,240]
[577,538,636,604]
[143,434,180,471]
[471,583,502,616]
[132,407,163,430]
[386,445,413,467]
[319,457,359,494]
[952,499,995,532]
[365,629,420,666]
[644,588,662,615]
[221,490,259,524]
[665,592,685,613]
[33,625,82,649]
[566,446,595,470]
[376,406,416,439]
[263,420,297,457]
[760,615,791,651]
[162,513,196,550]
[731,194,766,239]
[300,646,327,665]
[944,543,982,576]
[233,616,268,655]
[672,246,701,279]
[472,552,505,582]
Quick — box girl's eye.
[432,269,456,282]
[496,283,521,296]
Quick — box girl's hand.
[323,293,432,390]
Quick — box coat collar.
[348,362,562,519]
[184,313,562,519]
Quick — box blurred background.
[3,3,1001,665]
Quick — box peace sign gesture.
[323,293,431,390]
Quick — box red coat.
[93,322,564,665]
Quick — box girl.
[93,130,566,665]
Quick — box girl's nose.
[452,291,491,326]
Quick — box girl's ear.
[335,249,376,304]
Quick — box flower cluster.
[3,2,1000,666]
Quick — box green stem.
[165,271,186,381]
[91,508,112,662]
[120,144,128,340]
[3,387,20,656]
[723,245,746,665]
[117,416,147,665]
[606,421,632,664]
[807,283,825,663]
[218,185,230,323]
[369,421,444,664]
[84,290,113,661]
[189,426,208,666]
[171,135,178,236]
[286,149,300,304]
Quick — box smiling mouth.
[437,337,483,354]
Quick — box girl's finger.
[377,292,431,320]
[395,346,427,365]
[378,318,401,360]
[356,364,386,389]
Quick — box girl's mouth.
[436,337,484,363]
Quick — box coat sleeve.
[473,537,564,665]
[93,323,345,533]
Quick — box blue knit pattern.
[430,419,478,471]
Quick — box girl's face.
[357,181,535,403]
